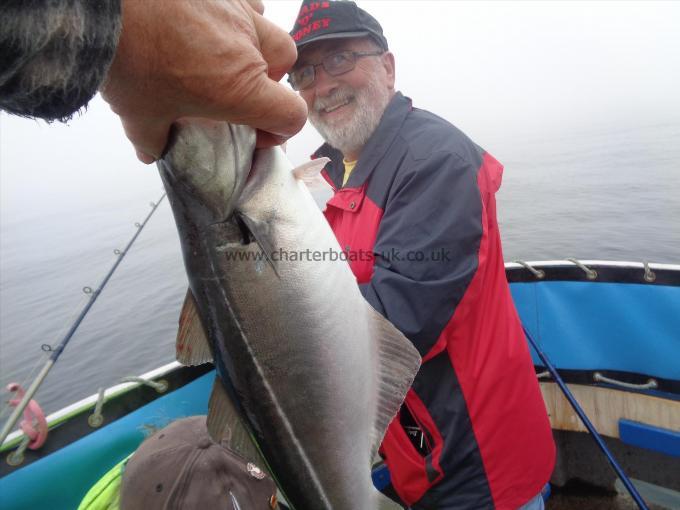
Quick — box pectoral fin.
[176,288,213,366]
[236,212,279,277]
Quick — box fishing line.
[523,325,650,510]
[0,194,166,448]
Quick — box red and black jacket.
[315,93,555,509]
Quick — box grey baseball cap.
[119,416,278,510]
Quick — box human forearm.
[0,0,122,121]
[1,0,306,163]
[100,0,306,162]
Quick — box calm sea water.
[1,122,678,418]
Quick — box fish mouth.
[159,120,257,222]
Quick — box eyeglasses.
[288,50,384,91]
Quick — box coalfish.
[157,120,420,510]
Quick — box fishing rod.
[0,194,166,448]
[523,325,650,510]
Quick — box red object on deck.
[7,383,48,449]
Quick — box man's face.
[294,37,395,158]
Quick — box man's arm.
[0,0,307,162]
[360,150,483,358]
[0,0,121,121]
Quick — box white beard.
[309,76,391,157]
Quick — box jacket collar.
[312,91,412,190]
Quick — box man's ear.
[382,51,396,89]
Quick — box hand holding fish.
[101,0,307,164]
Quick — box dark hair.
[0,0,122,121]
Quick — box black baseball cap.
[290,1,388,51]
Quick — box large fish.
[157,120,421,510]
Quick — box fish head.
[157,119,256,224]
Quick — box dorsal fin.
[366,304,422,463]
[206,378,265,463]
[176,288,213,365]
[206,379,300,506]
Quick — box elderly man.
[288,2,555,509]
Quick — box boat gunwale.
[505,260,680,285]
[1,361,191,452]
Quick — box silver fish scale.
[159,123,420,510]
